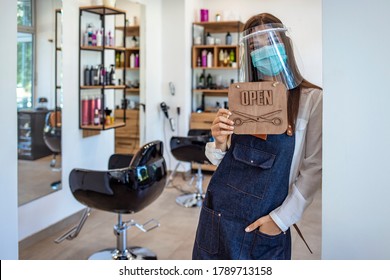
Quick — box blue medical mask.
[250,43,287,76]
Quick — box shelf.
[191,21,242,112]
[193,89,228,96]
[193,44,237,48]
[125,47,140,51]
[80,121,126,130]
[116,26,140,37]
[192,45,239,68]
[80,5,127,15]
[193,21,244,33]
[126,88,140,94]
[193,67,237,70]
[80,46,126,51]
[80,85,126,90]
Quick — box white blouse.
[205,87,323,232]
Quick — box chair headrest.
[129,140,164,168]
[46,111,62,128]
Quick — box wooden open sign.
[228,81,288,135]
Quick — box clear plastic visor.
[239,23,303,89]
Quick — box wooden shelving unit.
[78,5,127,135]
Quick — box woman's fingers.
[245,215,271,232]
[245,215,282,236]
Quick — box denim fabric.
[192,133,295,260]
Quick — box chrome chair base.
[176,193,205,208]
[89,246,157,260]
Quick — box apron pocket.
[227,143,276,199]
[195,205,221,254]
[250,230,287,260]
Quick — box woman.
[192,13,322,260]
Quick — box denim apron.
[192,132,295,260]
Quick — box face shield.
[239,23,303,90]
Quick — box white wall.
[322,0,390,259]
[0,0,18,260]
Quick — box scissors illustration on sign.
[231,109,283,126]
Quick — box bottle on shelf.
[93,109,100,125]
[88,65,93,85]
[201,50,207,67]
[89,94,96,125]
[95,95,102,124]
[105,67,110,86]
[110,31,115,46]
[206,73,213,88]
[219,49,224,67]
[99,65,105,85]
[83,30,88,46]
[97,29,102,47]
[229,49,235,66]
[115,53,120,67]
[198,72,205,89]
[131,36,138,47]
[223,50,229,66]
[87,24,93,46]
[226,31,232,45]
[109,65,116,85]
[136,54,140,67]
[92,65,99,86]
[92,30,97,46]
[197,56,201,67]
[81,95,90,125]
[196,93,205,112]
[206,32,214,45]
[84,65,90,86]
[207,51,213,67]
[130,53,135,68]
[120,52,125,67]
[96,30,102,47]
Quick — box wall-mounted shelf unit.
[191,21,243,113]
[114,24,141,153]
[78,5,127,133]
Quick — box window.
[17,0,35,109]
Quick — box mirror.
[17,0,63,206]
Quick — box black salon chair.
[43,110,61,189]
[169,129,212,208]
[56,141,167,260]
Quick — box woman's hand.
[245,215,282,236]
[211,108,234,152]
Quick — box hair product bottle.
[130,53,135,68]
[207,51,213,67]
[109,65,116,85]
[201,50,207,67]
[89,94,96,125]
[84,65,90,86]
[135,54,139,68]
[97,29,102,47]
[82,95,90,125]
[226,31,232,45]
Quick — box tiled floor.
[19,172,322,260]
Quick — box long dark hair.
[243,13,321,132]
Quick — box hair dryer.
[160,102,175,132]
